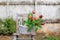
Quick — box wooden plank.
[9,2,34,5]
[36,3,60,5]
[0,1,34,5]
[36,0,60,5]
[0,2,7,5]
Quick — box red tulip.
[32,10,35,14]
[33,17,37,20]
[33,17,38,20]
[39,15,43,18]
[30,17,34,21]
[41,23,45,25]
[29,15,33,19]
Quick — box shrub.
[4,18,16,34]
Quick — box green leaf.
[38,25,42,28]
[34,26,38,31]
[27,27,32,32]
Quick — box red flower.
[32,10,35,14]
[33,17,37,20]
[41,23,45,25]
[30,17,33,21]
[33,17,39,20]
[39,15,43,18]
[29,15,33,19]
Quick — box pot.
[19,25,31,34]
[19,25,35,35]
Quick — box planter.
[19,25,30,34]
[19,25,35,35]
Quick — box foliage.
[44,36,60,40]
[36,33,60,40]
[4,18,16,34]
[0,18,16,35]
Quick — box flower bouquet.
[25,10,44,32]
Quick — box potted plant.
[4,17,16,35]
[19,10,45,34]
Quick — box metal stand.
[13,33,35,40]
[31,35,34,40]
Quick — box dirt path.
[0,35,13,40]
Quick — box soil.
[0,35,13,40]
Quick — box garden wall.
[0,5,60,19]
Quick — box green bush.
[4,18,16,34]
[0,18,16,35]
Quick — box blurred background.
[0,0,60,20]
[0,0,60,40]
